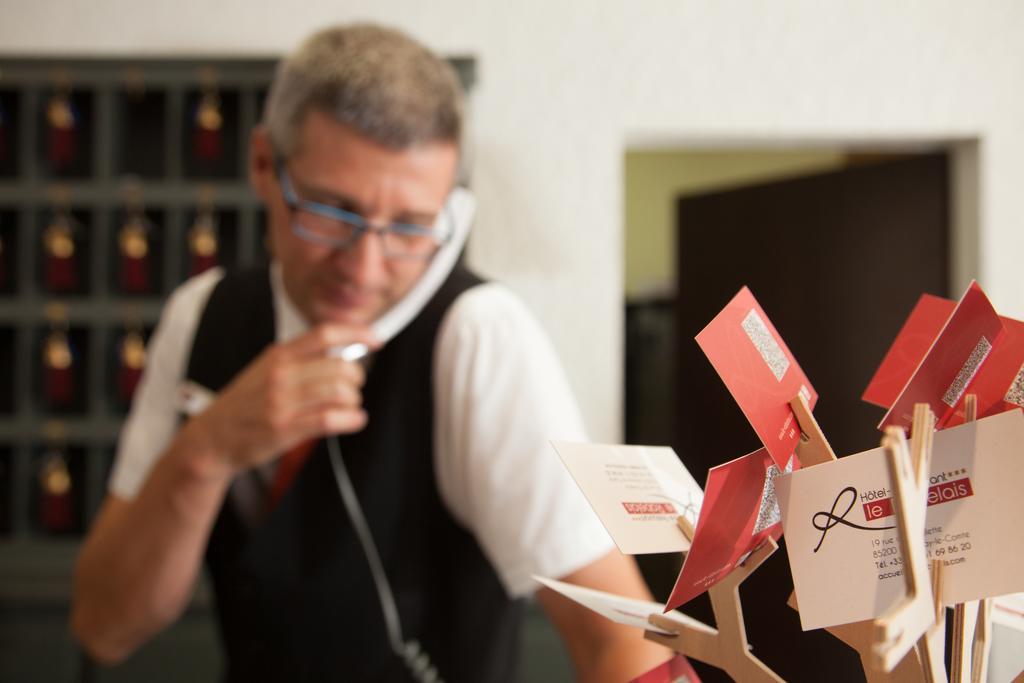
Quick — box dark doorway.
[670,152,950,682]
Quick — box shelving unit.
[0,59,276,555]
[0,57,277,682]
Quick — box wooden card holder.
[873,409,938,672]
[641,391,1001,682]
[644,514,784,681]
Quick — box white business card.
[551,443,704,555]
[777,409,1024,630]
[533,576,708,636]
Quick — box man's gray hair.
[263,24,463,157]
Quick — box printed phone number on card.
[925,526,972,565]
[872,528,972,581]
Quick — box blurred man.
[71,24,670,681]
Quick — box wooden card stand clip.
[874,407,940,674]
[951,597,992,683]
[788,395,946,682]
[644,511,784,681]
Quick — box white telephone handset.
[329,185,475,361]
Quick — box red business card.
[879,282,1005,431]
[865,291,1024,427]
[664,448,795,612]
[629,654,701,683]
[863,294,954,409]
[696,287,817,468]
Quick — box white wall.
[3,0,1022,442]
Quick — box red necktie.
[269,439,316,507]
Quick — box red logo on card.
[622,502,676,515]
[928,477,974,506]
[861,477,973,521]
[863,497,894,521]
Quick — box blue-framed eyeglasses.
[277,165,452,260]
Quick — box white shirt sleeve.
[108,268,225,499]
[433,283,615,598]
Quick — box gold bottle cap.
[44,330,72,370]
[119,217,149,259]
[195,93,222,131]
[122,330,146,370]
[46,95,75,131]
[40,455,72,496]
[189,214,218,257]
[45,219,75,259]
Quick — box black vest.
[186,266,523,683]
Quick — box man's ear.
[249,125,276,202]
